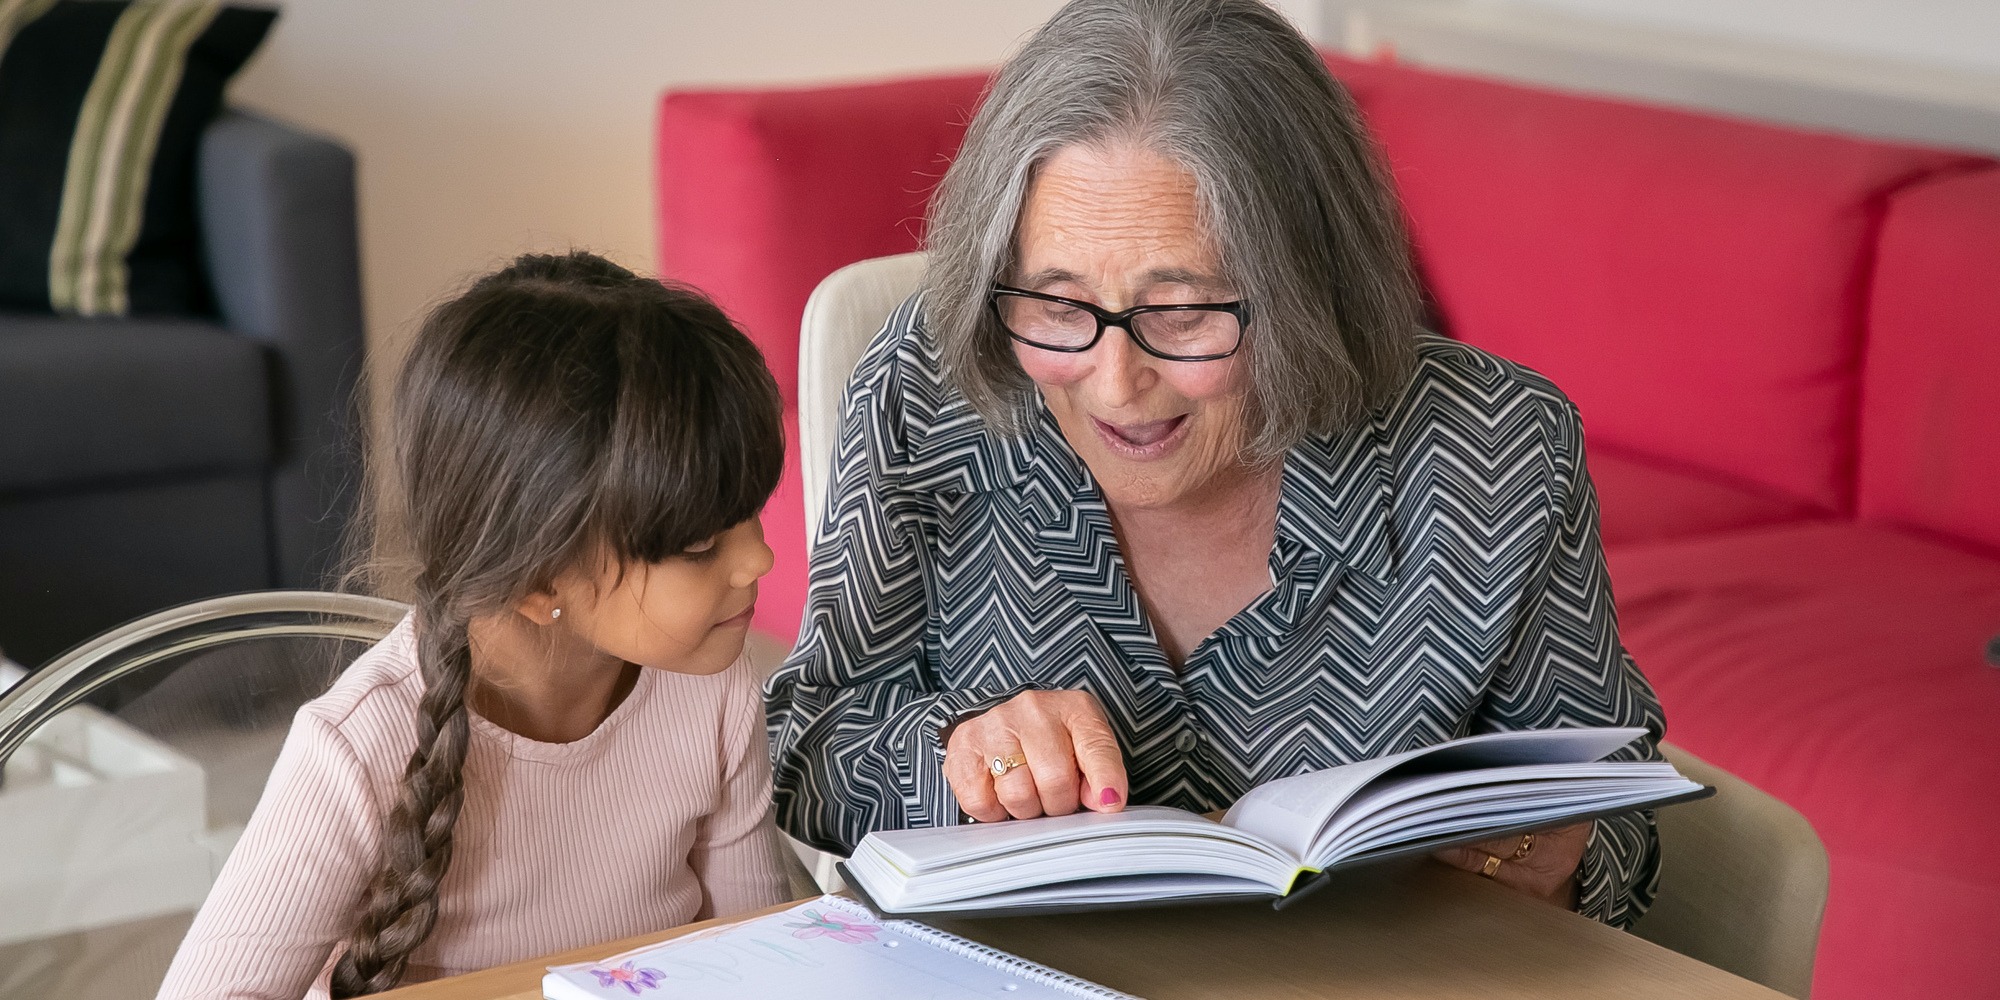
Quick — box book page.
[849,806,1302,909]
[1306,761,1684,858]
[864,805,1273,872]
[1220,727,1648,860]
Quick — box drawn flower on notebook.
[588,961,666,995]
[785,907,880,944]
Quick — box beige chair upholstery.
[787,252,930,893]
[1636,743,1830,998]
[799,251,930,532]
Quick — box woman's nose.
[1087,324,1155,407]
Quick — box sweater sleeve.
[688,658,793,920]
[1474,399,1666,930]
[157,710,382,1000]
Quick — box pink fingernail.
[1099,787,1121,806]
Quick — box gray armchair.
[0,110,364,667]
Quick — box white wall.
[1326,0,2000,156]
[226,0,1319,377]
[1499,0,2000,77]
[226,1,1057,377]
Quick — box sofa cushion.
[0,2,275,317]
[0,314,270,493]
[1857,166,2000,555]
[1590,443,1829,547]
[657,74,988,407]
[1609,523,2000,999]
[1324,55,1982,513]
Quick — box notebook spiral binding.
[820,896,1138,999]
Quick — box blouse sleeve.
[764,342,1033,856]
[155,710,382,1000]
[1474,399,1667,930]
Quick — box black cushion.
[0,312,270,492]
[0,1,275,316]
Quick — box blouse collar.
[996,391,1402,597]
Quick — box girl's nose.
[732,532,774,589]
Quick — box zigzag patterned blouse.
[766,294,1668,928]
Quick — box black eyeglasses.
[989,285,1248,362]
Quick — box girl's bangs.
[594,308,785,565]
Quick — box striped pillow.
[0,0,274,317]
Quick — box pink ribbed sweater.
[157,616,791,1000]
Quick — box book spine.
[820,897,1138,999]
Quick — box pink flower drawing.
[785,907,881,944]
[588,961,666,995]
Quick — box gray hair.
[924,0,1421,458]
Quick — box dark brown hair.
[329,251,783,996]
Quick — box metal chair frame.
[0,590,407,765]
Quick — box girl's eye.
[682,538,718,560]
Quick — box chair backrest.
[0,591,405,1000]
[1636,743,1830,998]
[787,252,930,893]
[798,251,929,531]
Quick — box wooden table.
[380,860,1785,1000]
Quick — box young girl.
[158,252,793,999]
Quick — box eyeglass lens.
[995,294,1240,358]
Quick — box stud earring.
[550,607,562,621]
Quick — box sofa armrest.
[197,109,365,589]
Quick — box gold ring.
[1480,854,1504,878]
[1511,833,1535,860]
[989,753,1028,777]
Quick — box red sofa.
[658,56,2000,999]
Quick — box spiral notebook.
[541,895,1133,1000]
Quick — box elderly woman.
[766,0,1666,928]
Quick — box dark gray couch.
[0,110,364,666]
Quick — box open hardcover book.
[841,726,1711,917]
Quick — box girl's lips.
[718,604,756,628]
[1091,414,1189,460]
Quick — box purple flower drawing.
[785,907,881,944]
[588,961,666,995]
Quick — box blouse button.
[1174,730,1200,754]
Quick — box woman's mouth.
[1091,414,1189,460]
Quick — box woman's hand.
[1432,822,1591,908]
[944,690,1130,822]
